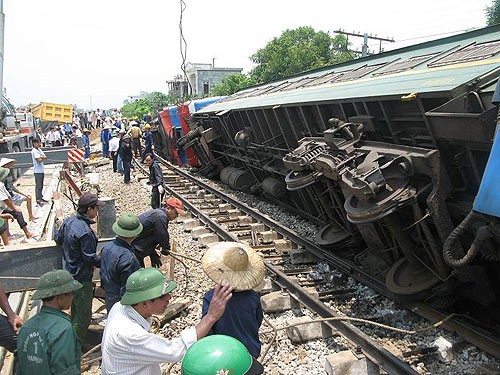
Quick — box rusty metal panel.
[429,40,500,67]
[373,53,438,76]
[335,63,386,82]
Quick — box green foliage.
[210,74,256,96]
[249,26,355,84]
[486,0,500,25]
[125,27,356,105]
[120,92,172,118]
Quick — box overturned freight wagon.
[155,97,225,167]
[187,25,500,315]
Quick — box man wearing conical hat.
[16,269,82,374]
[201,241,265,358]
[0,166,34,241]
[101,124,112,158]
[0,158,38,222]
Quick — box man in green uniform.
[16,269,82,374]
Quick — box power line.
[395,27,479,43]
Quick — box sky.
[2,0,494,110]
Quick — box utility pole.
[334,30,394,57]
[0,0,5,99]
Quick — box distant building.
[127,92,149,103]
[167,63,242,98]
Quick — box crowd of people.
[0,190,265,374]
[34,110,162,193]
[0,110,163,247]
[11,191,265,374]
[0,116,266,373]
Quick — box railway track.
[131,156,499,373]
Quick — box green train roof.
[198,25,500,114]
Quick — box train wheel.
[285,170,321,191]
[385,257,440,296]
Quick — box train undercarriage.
[171,26,500,326]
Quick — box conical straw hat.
[202,242,265,291]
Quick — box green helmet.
[32,269,82,300]
[181,335,264,375]
[112,212,143,237]
[121,268,177,305]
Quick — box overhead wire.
[395,28,479,43]
[179,0,192,99]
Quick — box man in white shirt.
[45,127,62,147]
[108,131,121,173]
[31,138,48,206]
[101,268,233,375]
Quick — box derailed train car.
[184,25,500,315]
[155,97,225,167]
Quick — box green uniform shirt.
[16,306,81,375]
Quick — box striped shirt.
[101,303,197,375]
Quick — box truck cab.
[1,95,16,131]
[0,96,36,161]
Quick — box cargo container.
[31,102,73,123]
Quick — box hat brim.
[0,158,16,168]
[169,205,184,215]
[79,198,105,207]
[202,242,265,291]
[121,279,177,305]
[32,279,83,300]
[112,221,143,238]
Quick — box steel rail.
[150,160,418,374]
[163,159,392,295]
[156,157,500,359]
[268,264,418,375]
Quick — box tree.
[120,91,172,118]
[486,0,500,25]
[249,26,354,84]
[146,92,171,112]
[210,74,256,96]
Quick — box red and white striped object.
[67,148,85,163]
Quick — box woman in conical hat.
[201,241,265,359]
